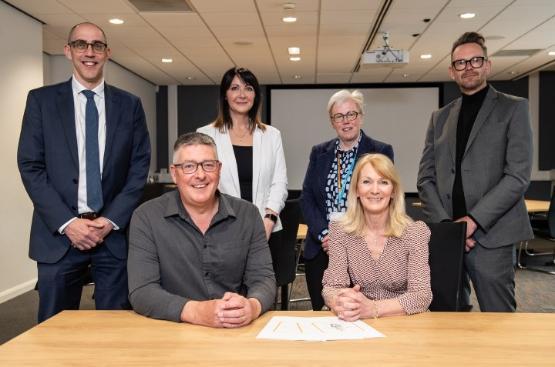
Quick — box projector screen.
[270,87,440,192]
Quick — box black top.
[452,84,489,219]
[233,145,253,203]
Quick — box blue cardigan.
[300,130,394,260]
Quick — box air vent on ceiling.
[128,0,194,12]
[492,49,542,57]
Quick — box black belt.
[78,212,99,220]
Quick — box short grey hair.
[327,89,365,117]
[172,132,218,163]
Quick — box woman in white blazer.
[197,67,288,240]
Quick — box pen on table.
[273,321,282,332]
[352,322,365,331]
[311,322,324,333]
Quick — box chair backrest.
[525,180,553,200]
[269,199,301,286]
[548,187,555,238]
[426,221,466,311]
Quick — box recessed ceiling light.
[420,54,432,59]
[288,47,300,55]
[293,74,302,79]
[282,2,297,23]
[509,71,517,75]
[402,73,409,78]
[233,40,253,46]
[289,56,301,62]
[185,76,194,80]
[161,58,173,63]
[459,13,476,19]
[109,18,124,25]
[548,51,555,56]
[485,35,505,41]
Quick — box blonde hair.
[338,154,411,237]
[327,89,364,117]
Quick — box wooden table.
[297,223,307,240]
[525,199,550,213]
[412,199,550,213]
[1,310,554,366]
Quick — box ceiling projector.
[360,32,409,67]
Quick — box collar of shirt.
[335,129,362,154]
[164,190,237,226]
[71,75,105,98]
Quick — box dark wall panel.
[156,86,168,171]
[441,77,529,106]
[539,71,555,170]
[177,85,219,134]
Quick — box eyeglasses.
[331,111,361,124]
[68,40,108,53]
[173,160,220,174]
[451,56,487,71]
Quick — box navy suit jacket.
[17,79,151,263]
[300,130,394,260]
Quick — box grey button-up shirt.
[128,190,276,322]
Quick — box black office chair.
[518,187,555,275]
[269,198,301,310]
[426,222,466,311]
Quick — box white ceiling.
[6,0,555,85]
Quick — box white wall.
[44,55,157,173]
[0,2,43,303]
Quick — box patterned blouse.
[322,220,432,315]
[319,135,361,240]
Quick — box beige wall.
[0,2,43,302]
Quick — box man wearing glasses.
[128,132,275,326]
[17,22,151,322]
[418,32,533,312]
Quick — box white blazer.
[197,123,288,232]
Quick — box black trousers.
[304,250,329,311]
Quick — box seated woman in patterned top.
[322,153,432,321]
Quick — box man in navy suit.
[17,22,151,322]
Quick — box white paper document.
[256,316,385,341]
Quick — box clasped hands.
[331,284,368,322]
[182,292,261,328]
[454,215,478,252]
[65,217,113,250]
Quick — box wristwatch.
[264,213,278,223]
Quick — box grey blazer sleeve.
[468,99,532,230]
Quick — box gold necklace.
[231,126,250,140]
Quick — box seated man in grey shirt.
[128,132,276,327]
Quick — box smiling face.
[226,75,255,117]
[64,23,110,89]
[449,42,491,95]
[356,162,394,217]
[330,99,362,147]
[170,144,221,211]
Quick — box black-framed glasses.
[331,111,361,123]
[68,39,108,53]
[173,160,220,174]
[451,56,487,71]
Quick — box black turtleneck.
[452,84,489,219]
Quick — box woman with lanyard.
[300,89,394,310]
